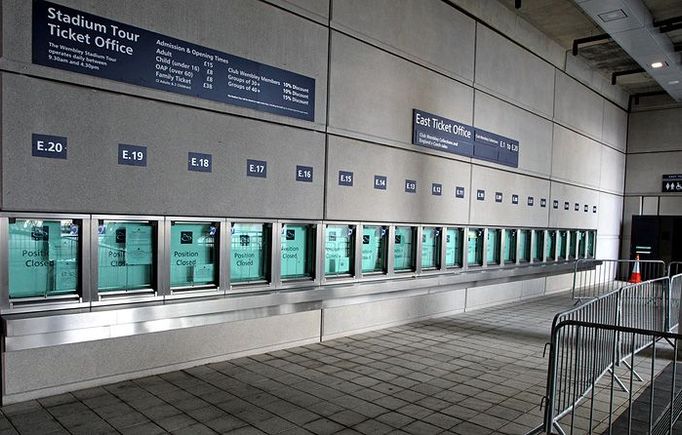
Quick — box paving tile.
[156,413,197,432]
[352,419,394,435]
[327,409,367,426]
[203,415,249,432]
[375,411,415,428]
[302,418,344,435]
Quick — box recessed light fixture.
[651,61,667,69]
[598,9,627,22]
[669,80,680,85]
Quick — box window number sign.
[32,133,67,159]
[339,170,353,186]
[247,159,267,178]
[296,165,313,182]
[405,180,417,193]
[374,175,387,190]
[188,152,212,172]
[432,183,442,196]
[118,144,147,167]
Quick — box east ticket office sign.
[412,109,519,168]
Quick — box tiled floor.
[0,294,609,434]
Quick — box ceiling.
[500,0,682,97]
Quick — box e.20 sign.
[32,134,67,159]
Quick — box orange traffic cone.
[629,255,642,283]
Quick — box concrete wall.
[622,106,682,257]
[0,0,629,401]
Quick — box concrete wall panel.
[551,126,602,188]
[328,31,474,147]
[554,71,604,141]
[325,136,471,223]
[332,0,475,83]
[628,108,682,153]
[475,26,555,117]
[473,91,553,177]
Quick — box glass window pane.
[170,222,216,288]
[486,229,501,265]
[98,221,154,292]
[9,219,80,299]
[519,230,531,262]
[325,225,354,277]
[421,227,441,270]
[394,226,416,271]
[445,228,463,268]
[544,230,555,261]
[231,223,270,283]
[558,230,568,260]
[467,228,484,267]
[503,229,516,264]
[281,224,314,279]
[568,231,577,259]
[587,231,596,258]
[577,231,586,259]
[362,225,387,274]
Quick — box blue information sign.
[432,183,442,196]
[412,109,519,168]
[246,159,267,178]
[412,109,474,156]
[32,133,67,159]
[374,175,387,190]
[188,152,212,172]
[405,179,417,193]
[296,165,313,182]
[32,0,315,121]
[118,144,147,167]
[473,128,520,167]
[338,171,353,186]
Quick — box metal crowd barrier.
[538,320,682,435]
[670,261,682,278]
[571,259,667,301]
[530,274,682,435]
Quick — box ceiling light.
[651,61,667,68]
[669,80,680,85]
[598,9,627,22]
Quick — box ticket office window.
[568,230,578,260]
[503,229,517,264]
[325,225,355,277]
[231,223,271,284]
[170,222,217,289]
[587,231,596,258]
[362,225,388,274]
[519,230,531,263]
[281,224,315,280]
[8,218,81,300]
[467,228,484,267]
[577,230,587,259]
[421,227,441,270]
[542,230,553,262]
[98,220,155,293]
[394,226,416,272]
[486,229,501,266]
[557,230,568,260]
[445,227,463,268]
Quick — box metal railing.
[571,259,666,301]
[538,320,682,435]
[670,262,682,278]
[530,274,682,434]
